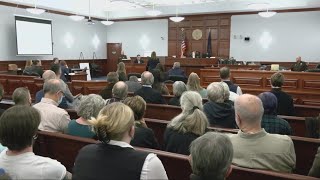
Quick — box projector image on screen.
[15,15,53,55]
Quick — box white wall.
[106,19,168,57]
[0,5,107,60]
[230,11,320,62]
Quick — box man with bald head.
[168,62,186,78]
[291,56,307,71]
[134,71,166,104]
[33,79,71,133]
[228,94,296,173]
[106,81,128,105]
[35,70,56,103]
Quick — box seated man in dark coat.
[99,72,119,100]
[203,82,236,128]
[270,72,295,116]
[168,62,186,78]
[220,67,242,95]
[134,71,166,104]
[134,54,144,64]
[291,56,308,71]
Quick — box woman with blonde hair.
[25,60,32,68]
[147,51,160,71]
[73,102,168,180]
[116,62,128,81]
[187,72,207,98]
[164,91,209,155]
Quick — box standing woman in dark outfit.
[146,51,160,71]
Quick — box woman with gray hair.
[164,91,209,155]
[68,94,105,138]
[168,81,187,106]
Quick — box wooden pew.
[0,74,37,99]
[144,118,320,176]
[70,80,107,95]
[34,131,317,180]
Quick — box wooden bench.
[144,118,320,176]
[34,131,317,180]
[70,80,107,95]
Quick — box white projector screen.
[15,16,53,55]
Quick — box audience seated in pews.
[228,94,296,173]
[99,72,119,100]
[204,82,236,128]
[168,81,187,106]
[134,71,166,104]
[154,63,169,82]
[124,96,159,149]
[270,72,295,116]
[258,92,293,135]
[73,102,168,179]
[50,64,75,108]
[23,60,44,77]
[220,67,242,95]
[189,132,233,180]
[0,84,4,117]
[146,51,160,71]
[151,69,170,95]
[68,94,105,138]
[12,87,31,106]
[291,56,308,72]
[0,106,71,179]
[116,62,128,81]
[221,81,238,102]
[33,79,71,133]
[164,91,209,155]
[59,60,71,82]
[187,72,207,98]
[309,147,320,178]
[168,62,186,78]
[106,81,128,104]
[125,76,142,92]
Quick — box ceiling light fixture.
[169,7,184,22]
[26,0,45,15]
[69,15,85,21]
[248,3,269,10]
[101,12,114,26]
[146,2,162,16]
[258,10,277,18]
[87,0,95,25]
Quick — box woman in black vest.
[146,51,160,71]
[73,102,168,180]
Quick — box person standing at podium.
[146,51,160,71]
[134,54,144,64]
[291,56,307,71]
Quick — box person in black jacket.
[270,72,295,116]
[146,51,160,71]
[164,91,209,155]
[134,71,166,104]
[99,72,119,100]
[168,81,187,106]
[124,96,158,149]
[203,82,236,128]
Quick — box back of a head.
[151,69,161,83]
[170,91,208,136]
[60,60,67,67]
[173,81,187,97]
[117,62,126,73]
[220,82,230,101]
[50,64,61,76]
[220,67,230,80]
[107,72,119,84]
[207,82,225,103]
[155,63,165,72]
[173,62,180,69]
[271,72,284,87]
[235,94,264,125]
[12,87,31,106]
[0,106,40,151]
[42,70,56,82]
[32,60,40,66]
[187,73,202,91]
[129,76,138,82]
[43,79,65,95]
[89,102,134,143]
[123,96,146,121]
[77,94,106,120]
[112,81,128,99]
[25,60,32,67]
[190,132,233,180]
[151,51,156,60]
[141,71,154,85]
[258,92,278,115]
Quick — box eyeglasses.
[33,134,38,140]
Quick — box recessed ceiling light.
[169,16,185,22]
[101,20,114,25]
[258,11,277,18]
[248,3,269,10]
[26,8,46,15]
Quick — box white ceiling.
[2,0,320,20]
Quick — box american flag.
[180,29,186,58]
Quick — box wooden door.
[107,43,122,73]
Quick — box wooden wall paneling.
[191,41,204,53]
[218,40,230,57]
[168,41,178,57]
[168,28,177,40]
